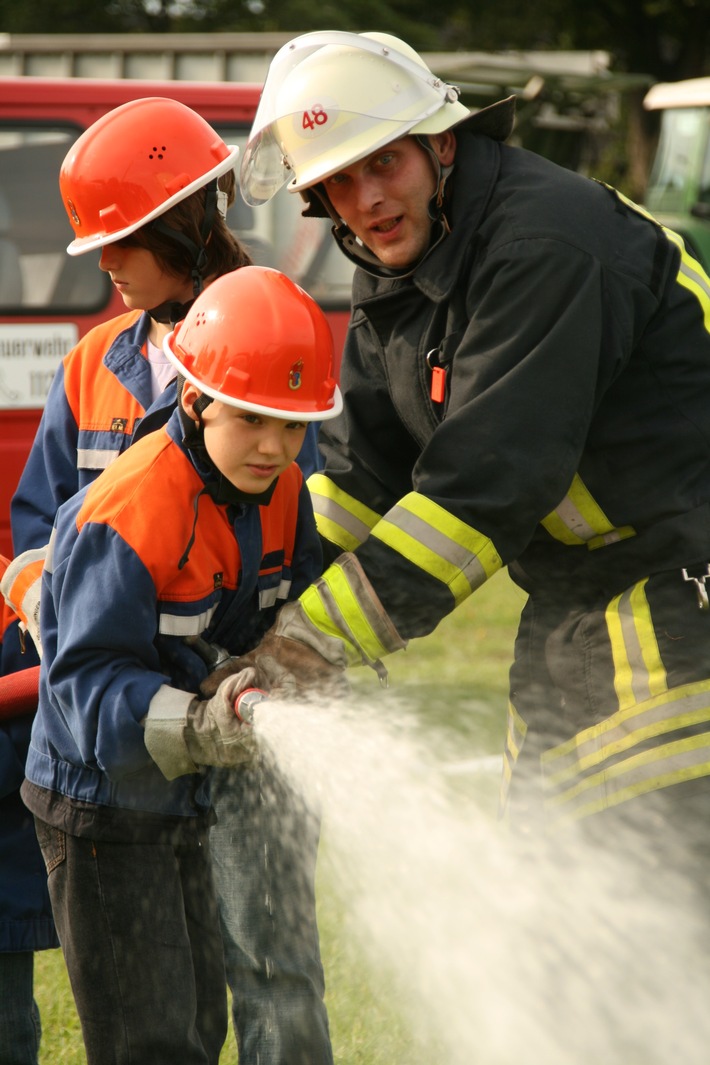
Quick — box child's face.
[99,241,194,311]
[183,385,308,493]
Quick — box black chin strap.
[175,379,278,569]
[146,179,220,325]
[147,298,196,326]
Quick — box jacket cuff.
[143,684,199,780]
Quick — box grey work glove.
[144,669,259,780]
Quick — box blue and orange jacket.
[7,309,320,631]
[12,311,170,556]
[24,408,322,818]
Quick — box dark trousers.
[0,952,41,1065]
[504,568,710,843]
[210,759,333,1065]
[34,819,228,1065]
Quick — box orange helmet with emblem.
[163,266,342,422]
[60,96,239,255]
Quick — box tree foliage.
[1,0,709,84]
[1,0,709,196]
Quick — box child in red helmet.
[21,266,340,1065]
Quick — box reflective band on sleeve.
[541,474,636,548]
[607,579,667,710]
[300,565,387,665]
[76,448,121,470]
[371,492,502,604]
[307,473,381,552]
[259,578,292,610]
[603,184,710,334]
[158,604,217,637]
[542,680,710,823]
[665,229,710,332]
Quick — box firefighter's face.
[182,385,307,494]
[323,132,456,269]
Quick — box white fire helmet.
[240,30,514,207]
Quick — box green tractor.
[644,77,710,271]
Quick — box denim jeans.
[34,819,228,1065]
[0,952,41,1065]
[210,758,333,1065]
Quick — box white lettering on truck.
[0,323,78,408]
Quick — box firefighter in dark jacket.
[215,30,710,857]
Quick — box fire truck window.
[0,125,110,314]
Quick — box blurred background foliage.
[1,0,709,202]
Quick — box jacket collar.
[413,133,501,303]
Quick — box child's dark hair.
[119,170,252,280]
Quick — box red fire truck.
[0,75,353,556]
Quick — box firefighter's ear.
[429,131,456,167]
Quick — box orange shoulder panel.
[62,309,144,431]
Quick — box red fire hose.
[0,665,40,721]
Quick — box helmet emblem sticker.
[288,359,304,390]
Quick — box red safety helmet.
[164,266,342,421]
[60,97,239,256]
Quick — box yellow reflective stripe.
[499,700,528,815]
[546,732,710,824]
[664,229,710,332]
[606,185,710,333]
[606,579,667,710]
[307,473,381,552]
[300,566,387,665]
[541,473,636,548]
[541,680,710,823]
[371,492,502,605]
[504,699,528,762]
[543,680,710,786]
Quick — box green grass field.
[35,571,526,1064]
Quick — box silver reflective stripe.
[259,578,292,609]
[2,544,48,586]
[158,605,217,636]
[553,494,597,541]
[77,448,120,470]
[374,497,496,600]
[542,474,636,548]
[666,229,710,330]
[542,680,710,822]
[308,473,380,552]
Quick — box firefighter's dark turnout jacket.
[309,130,710,827]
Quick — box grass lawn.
[35,571,526,1064]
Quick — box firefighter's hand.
[144,671,258,780]
[184,670,259,769]
[200,627,347,701]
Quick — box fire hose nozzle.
[234,687,268,725]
